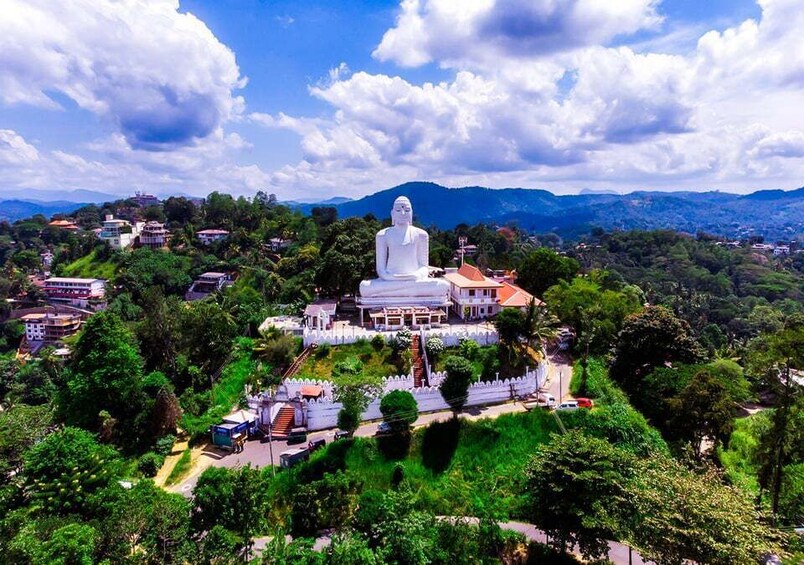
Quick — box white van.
[555,400,579,411]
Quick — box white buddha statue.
[359,196,450,302]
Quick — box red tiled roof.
[457,263,486,281]
[498,281,543,308]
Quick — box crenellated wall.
[303,325,499,347]
[302,363,547,431]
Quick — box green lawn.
[294,341,405,381]
[61,249,117,280]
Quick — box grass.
[295,341,404,381]
[569,357,628,405]
[269,410,561,521]
[181,339,256,441]
[61,249,117,280]
[164,448,192,486]
[719,411,771,494]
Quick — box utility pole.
[559,370,563,402]
[458,235,467,266]
[267,393,276,477]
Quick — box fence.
[304,364,546,431]
[303,325,499,348]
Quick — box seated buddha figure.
[359,196,450,301]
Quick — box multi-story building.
[197,229,229,245]
[21,312,82,344]
[131,191,160,208]
[139,221,169,249]
[185,272,232,301]
[44,277,106,309]
[442,264,503,320]
[100,214,142,249]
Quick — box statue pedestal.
[357,296,451,308]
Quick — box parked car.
[279,446,309,469]
[287,427,308,445]
[375,421,393,436]
[576,397,594,409]
[334,430,352,440]
[308,438,326,452]
[537,393,556,408]
[555,400,579,411]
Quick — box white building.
[44,277,106,308]
[139,221,169,249]
[100,214,142,249]
[21,312,82,344]
[185,272,232,301]
[197,229,229,245]
[773,245,791,256]
[442,264,503,320]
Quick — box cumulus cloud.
[0,0,245,151]
[0,130,40,166]
[253,0,804,197]
[373,0,662,67]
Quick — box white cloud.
[0,130,40,165]
[0,0,245,151]
[254,0,804,197]
[373,0,662,68]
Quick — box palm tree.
[523,299,560,351]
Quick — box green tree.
[493,307,525,363]
[440,356,474,417]
[0,404,54,480]
[517,247,580,298]
[334,371,381,436]
[609,305,702,394]
[180,299,238,373]
[379,390,418,434]
[63,311,147,441]
[524,431,632,559]
[667,370,736,458]
[24,427,119,515]
[544,272,643,355]
[192,465,266,555]
[41,523,98,565]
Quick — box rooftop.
[45,277,104,284]
[443,263,503,288]
[498,281,543,308]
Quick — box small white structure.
[131,191,160,208]
[773,245,791,256]
[197,229,229,245]
[259,316,304,337]
[44,277,106,308]
[139,221,169,249]
[100,214,142,249]
[304,300,337,331]
[269,237,292,252]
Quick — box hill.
[0,199,86,222]
[295,182,803,240]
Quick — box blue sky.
[1,0,803,201]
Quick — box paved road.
[250,518,650,565]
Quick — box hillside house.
[197,229,229,245]
[100,214,142,249]
[185,272,232,301]
[139,221,169,249]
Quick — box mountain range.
[295,182,804,241]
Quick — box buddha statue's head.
[391,196,413,227]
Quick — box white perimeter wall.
[303,326,498,347]
[302,362,547,431]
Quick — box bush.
[371,334,385,351]
[155,434,176,456]
[425,336,445,359]
[315,342,331,359]
[138,452,164,477]
[458,337,479,360]
[395,328,413,351]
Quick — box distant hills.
[0,200,86,223]
[295,182,804,241]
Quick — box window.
[469,289,475,297]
